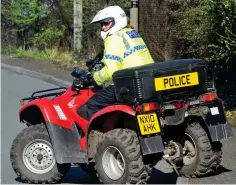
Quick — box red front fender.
[19,98,73,130]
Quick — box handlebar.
[70,51,104,90]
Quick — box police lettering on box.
[155,72,199,91]
[163,74,191,88]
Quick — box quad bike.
[10,56,233,184]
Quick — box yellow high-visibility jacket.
[93,28,154,86]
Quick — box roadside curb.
[1,63,71,87]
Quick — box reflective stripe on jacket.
[94,28,154,86]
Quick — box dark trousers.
[77,85,116,120]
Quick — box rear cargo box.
[113,59,208,103]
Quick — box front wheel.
[10,124,71,184]
[95,128,151,184]
[178,122,222,177]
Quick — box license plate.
[137,113,160,135]
[154,72,199,91]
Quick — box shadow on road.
[62,166,180,184]
[195,165,232,179]
[62,166,100,184]
[15,166,100,184]
[215,165,232,175]
[15,165,232,184]
[64,166,179,184]
[148,168,178,184]
[15,166,179,184]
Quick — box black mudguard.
[201,99,234,141]
[139,135,164,155]
[46,122,87,164]
[207,123,233,141]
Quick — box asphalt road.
[1,55,236,184]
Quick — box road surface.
[1,55,236,184]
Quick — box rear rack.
[21,87,67,101]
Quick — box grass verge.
[1,46,83,69]
[226,110,236,127]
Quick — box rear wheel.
[10,124,71,183]
[178,122,222,177]
[95,128,151,184]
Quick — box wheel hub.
[23,139,55,174]
[102,146,125,180]
[37,153,44,161]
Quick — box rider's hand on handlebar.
[84,72,102,88]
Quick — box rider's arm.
[93,35,124,86]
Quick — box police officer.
[77,5,154,120]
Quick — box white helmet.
[91,6,128,40]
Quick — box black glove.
[83,72,100,87]
[71,67,102,88]
[85,59,94,68]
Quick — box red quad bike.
[11,58,234,184]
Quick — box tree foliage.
[167,0,236,63]
[32,26,67,49]
[9,0,46,27]
[208,0,236,63]
[1,0,73,50]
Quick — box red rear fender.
[90,105,136,121]
[82,105,136,152]
[87,105,136,132]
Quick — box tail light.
[135,102,159,112]
[200,92,218,102]
[143,103,159,112]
